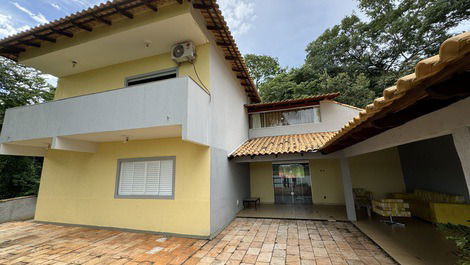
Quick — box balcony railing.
[0,77,210,156]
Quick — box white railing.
[0,77,210,155]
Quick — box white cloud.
[68,0,91,7]
[43,74,58,86]
[12,2,49,25]
[50,3,61,10]
[218,0,256,36]
[0,13,30,38]
[451,20,470,34]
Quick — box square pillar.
[340,157,357,221]
[452,127,470,195]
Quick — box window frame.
[114,156,176,200]
[125,67,178,87]
[249,106,321,129]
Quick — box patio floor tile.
[0,218,396,265]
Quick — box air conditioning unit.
[171,41,196,64]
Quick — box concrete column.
[452,127,470,194]
[340,157,357,221]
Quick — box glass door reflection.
[272,163,312,204]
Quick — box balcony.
[0,77,210,156]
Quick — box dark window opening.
[126,68,177,87]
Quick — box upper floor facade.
[0,0,259,156]
[0,0,362,158]
[246,94,362,139]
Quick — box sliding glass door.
[272,162,312,204]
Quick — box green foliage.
[0,156,42,199]
[437,223,470,265]
[0,57,55,200]
[306,0,470,95]
[0,57,54,123]
[244,54,285,87]
[246,0,470,107]
[259,70,375,107]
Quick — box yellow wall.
[349,147,406,199]
[249,148,404,205]
[249,160,345,205]
[35,138,211,236]
[310,159,345,205]
[54,43,210,99]
[249,162,275,203]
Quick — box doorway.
[272,162,312,204]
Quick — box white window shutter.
[118,158,173,197]
[159,160,173,196]
[145,161,160,194]
[119,162,134,195]
[132,162,146,194]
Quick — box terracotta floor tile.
[0,218,397,265]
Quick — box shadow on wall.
[0,196,37,223]
[398,135,469,201]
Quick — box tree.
[260,70,375,107]
[244,54,284,87]
[0,57,54,123]
[0,57,55,199]
[305,0,470,95]
[254,0,470,107]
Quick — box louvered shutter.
[145,161,160,194]
[119,162,134,195]
[117,158,174,197]
[159,160,173,196]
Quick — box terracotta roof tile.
[229,132,336,158]
[244,93,340,108]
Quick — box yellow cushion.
[414,189,465,203]
[372,200,411,217]
[431,203,470,226]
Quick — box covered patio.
[229,32,470,265]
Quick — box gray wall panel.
[210,148,250,236]
[398,135,469,201]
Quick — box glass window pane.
[250,113,261,129]
[249,107,320,128]
[313,107,321,123]
[264,111,283,127]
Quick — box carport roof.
[321,31,470,154]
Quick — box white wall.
[208,41,250,237]
[0,77,210,146]
[248,101,360,138]
[338,97,470,158]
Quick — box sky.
[219,0,359,68]
[0,0,361,71]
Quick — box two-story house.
[0,0,361,238]
[1,0,469,241]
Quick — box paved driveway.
[0,218,396,265]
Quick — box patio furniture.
[372,199,411,226]
[243,197,260,209]
[392,189,470,226]
[353,188,373,217]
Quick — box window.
[125,68,177,87]
[115,157,175,199]
[249,107,321,129]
